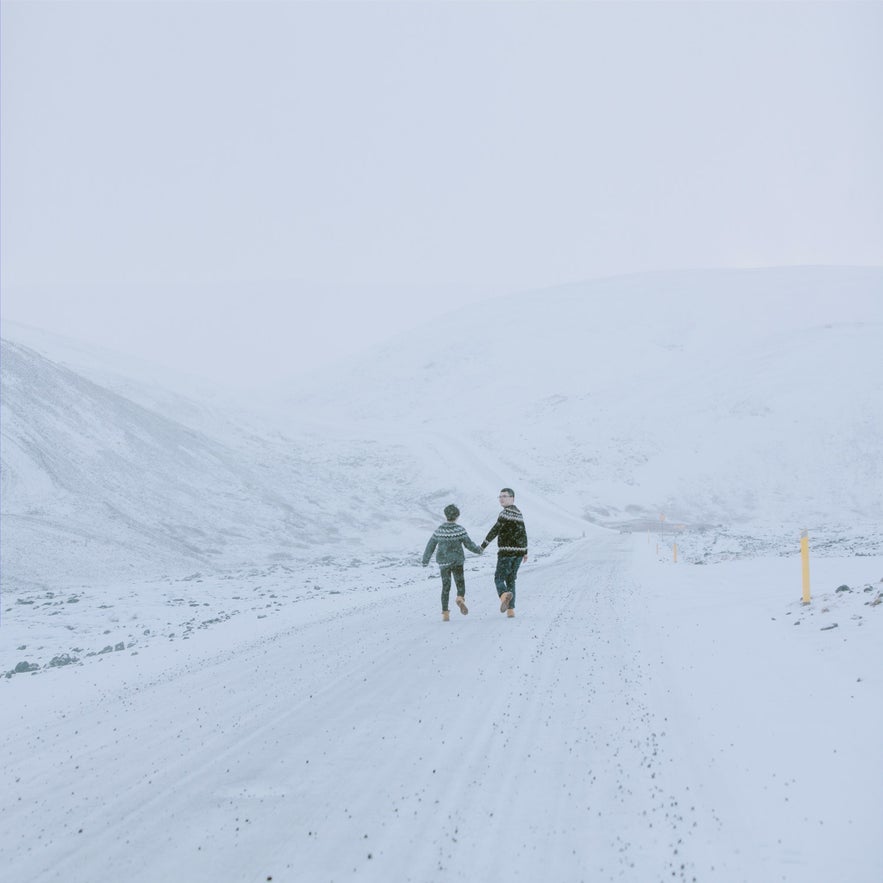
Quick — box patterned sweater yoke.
[482,505,528,556]
[423,522,483,566]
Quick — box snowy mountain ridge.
[283,266,883,544]
[2,266,882,591]
[0,338,446,588]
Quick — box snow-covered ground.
[1,267,882,881]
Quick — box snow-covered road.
[3,534,881,883]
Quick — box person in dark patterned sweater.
[422,504,483,620]
[480,487,528,617]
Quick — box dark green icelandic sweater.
[423,522,482,566]
[481,505,528,556]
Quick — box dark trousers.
[494,555,522,609]
[439,564,466,611]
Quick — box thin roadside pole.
[800,529,811,604]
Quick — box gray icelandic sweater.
[422,522,482,566]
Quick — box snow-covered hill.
[1,339,299,584]
[0,340,439,588]
[284,266,883,553]
[2,267,881,590]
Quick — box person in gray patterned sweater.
[480,487,528,618]
[422,504,483,620]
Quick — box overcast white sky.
[2,1,882,387]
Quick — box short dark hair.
[500,487,515,498]
[444,503,460,521]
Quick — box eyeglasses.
[498,494,512,499]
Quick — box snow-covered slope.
[1,339,305,585]
[2,267,881,589]
[0,338,485,588]
[283,266,883,551]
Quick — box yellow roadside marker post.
[800,529,811,604]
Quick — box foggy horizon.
[2,1,882,384]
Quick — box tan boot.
[456,596,469,615]
[507,608,515,618]
[442,610,450,621]
[499,591,513,612]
